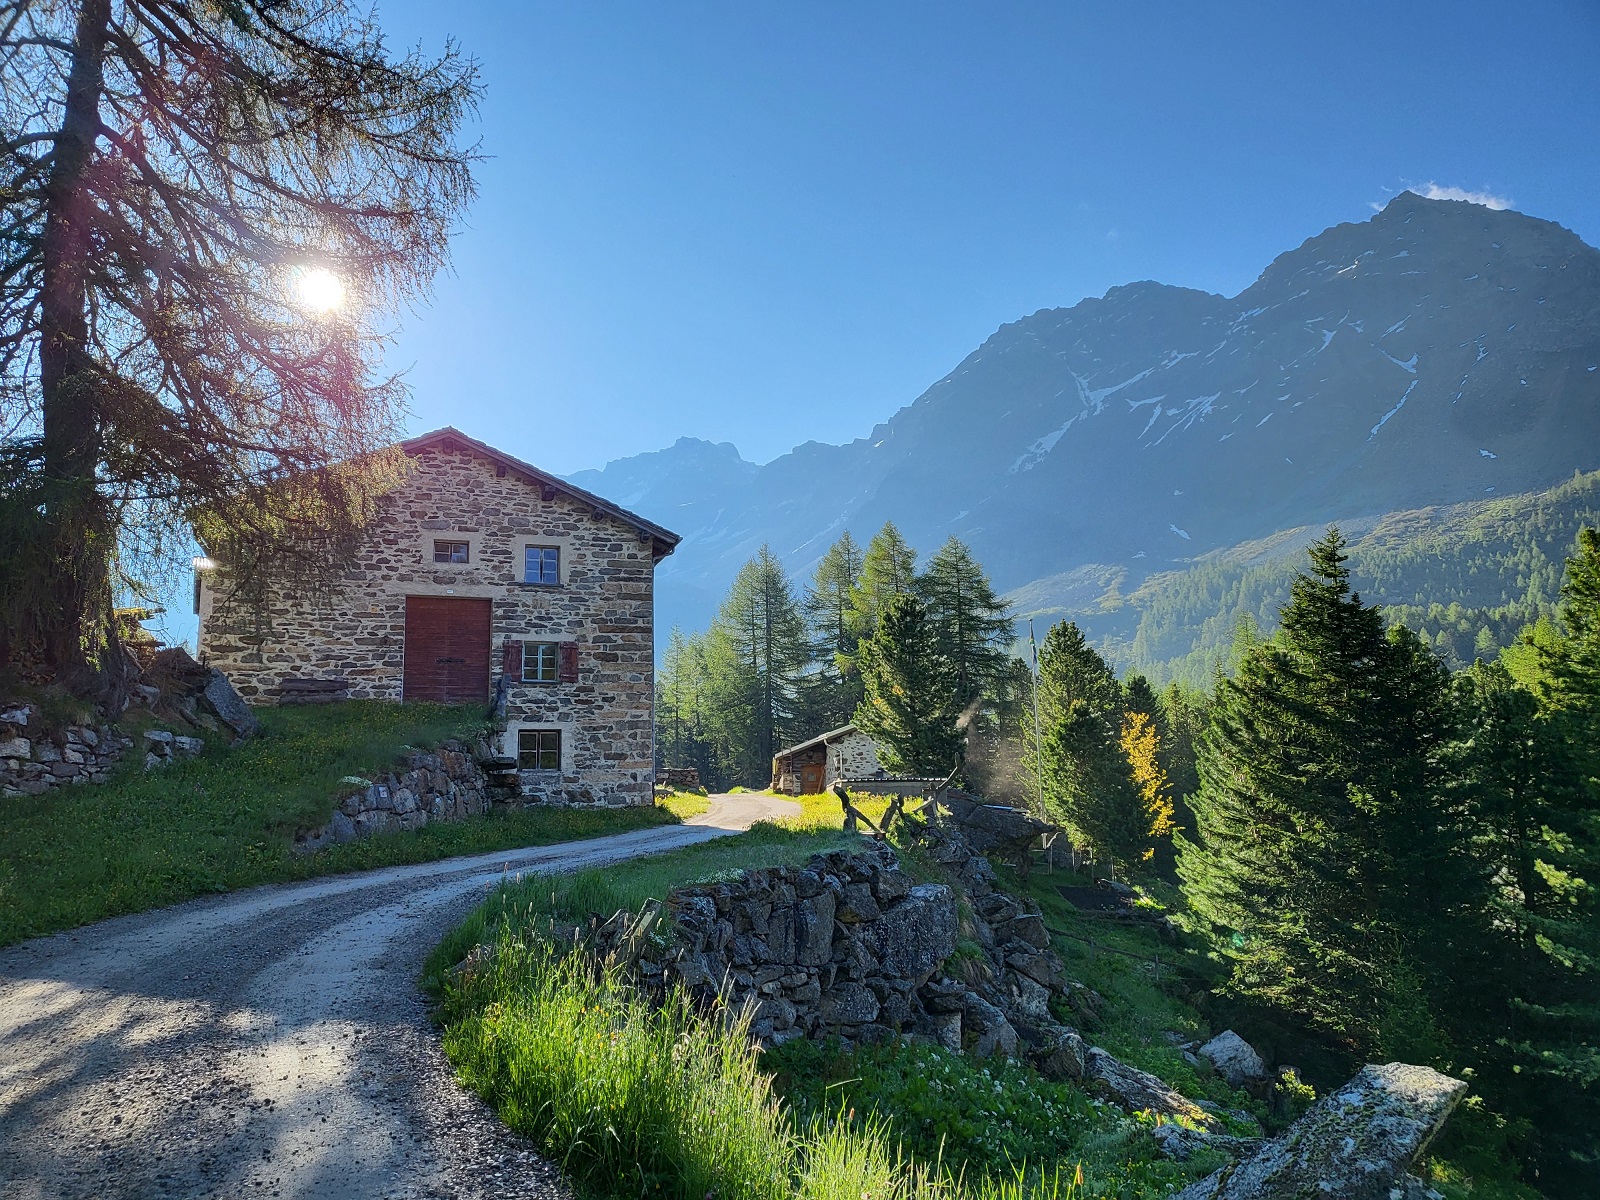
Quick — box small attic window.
[433,540,469,564]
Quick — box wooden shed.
[770,724,883,795]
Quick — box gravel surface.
[0,792,799,1200]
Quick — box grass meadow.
[0,700,673,946]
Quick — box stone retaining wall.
[594,827,1138,1096]
[295,739,494,852]
[0,705,132,797]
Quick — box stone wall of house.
[0,705,133,796]
[295,739,498,852]
[826,730,882,785]
[199,442,660,806]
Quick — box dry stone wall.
[296,739,498,852]
[0,705,132,796]
[593,828,1154,1102]
[200,442,660,806]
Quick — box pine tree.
[1035,621,1123,729]
[849,522,917,643]
[1542,528,1600,732]
[802,531,865,729]
[0,1,478,694]
[1032,620,1147,866]
[1158,681,1208,832]
[1041,700,1145,868]
[917,536,1015,714]
[703,547,810,785]
[1177,529,1472,1052]
[1122,674,1160,722]
[854,593,962,776]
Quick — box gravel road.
[0,792,799,1200]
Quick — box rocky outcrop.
[1086,1047,1221,1131]
[1171,1062,1468,1200]
[940,790,1053,871]
[295,739,492,852]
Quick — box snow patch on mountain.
[1370,380,1420,438]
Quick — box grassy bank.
[0,701,673,946]
[425,800,1233,1199]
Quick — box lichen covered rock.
[1171,1062,1468,1200]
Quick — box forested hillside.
[1009,468,1600,686]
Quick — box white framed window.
[518,728,562,771]
[524,545,560,585]
[522,641,559,683]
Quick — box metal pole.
[1029,619,1045,817]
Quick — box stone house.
[197,427,680,806]
[770,724,883,795]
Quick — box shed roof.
[404,427,681,560]
[773,723,865,761]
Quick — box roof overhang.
[404,427,682,561]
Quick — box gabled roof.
[773,723,865,760]
[404,427,681,560]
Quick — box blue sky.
[361,0,1600,476]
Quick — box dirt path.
[0,792,799,1200]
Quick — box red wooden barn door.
[403,597,492,703]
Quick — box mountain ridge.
[570,193,1600,642]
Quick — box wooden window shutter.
[558,641,579,683]
[502,638,522,679]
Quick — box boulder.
[1084,1047,1220,1130]
[867,884,957,982]
[1198,1030,1268,1088]
[1151,1123,1263,1162]
[1172,1062,1468,1200]
[202,668,261,738]
[940,792,1052,868]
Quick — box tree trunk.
[37,0,117,695]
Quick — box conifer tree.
[703,546,809,785]
[848,522,917,642]
[917,536,1015,713]
[1119,709,1176,860]
[1542,528,1600,733]
[1041,700,1145,868]
[1032,620,1147,866]
[1158,682,1207,828]
[802,531,865,728]
[854,593,961,776]
[0,0,479,694]
[1452,663,1598,1092]
[1177,529,1471,1052]
[1035,620,1123,728]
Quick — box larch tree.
[801,530,864,729]
[704,546,809,785]
[847,521,916,643]
[0,0,479,696]
[1119,708,1175,860]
